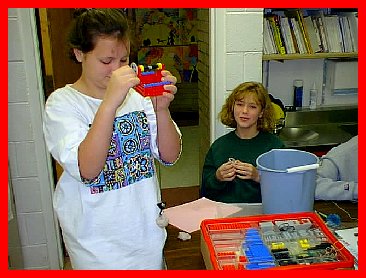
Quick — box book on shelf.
[290,17,306,54]
[287,17,300,53]
[303,16,322,53]
[285,9,313,54]
[334,15,345,52]
[280,16,296,54]
[323,15,343,53]
[313,15,328,52]
[337,11,358,52]
[348,13,358,52]
[263,18,277,54]
[309,9,358,54]
[339,16,353,53]
[263,9,358,57]
[265,14,287,55]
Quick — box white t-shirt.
[43,85,177,269]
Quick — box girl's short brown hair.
[219,82,276,131]
[67,9,130,63]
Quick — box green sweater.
[201,130,285,203]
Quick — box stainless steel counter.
[278,106,357,148]
[280,123,356,147]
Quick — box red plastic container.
[200,212,354,270]
[133,63,170,97]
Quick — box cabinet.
[262,8,358,107]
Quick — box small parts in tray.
[204,215,352,270]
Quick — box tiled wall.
[8,9,61,269]
[209,9,264,141]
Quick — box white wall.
[264,59,358,107]
[210,8,264,141]
[8,8,62,269]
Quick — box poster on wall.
[138,45,198,83]
[135,9,198,47]
[135,9,198,83]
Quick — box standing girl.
[43,9,181,269]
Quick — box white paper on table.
[335,227,358,261]
[164,197,243,233]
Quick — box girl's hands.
[151,70,177,112]
[216,161,236,182]
[104,65,140,110]
[232,160,260,183]
[216,159,260,183]
[103,66,178,113]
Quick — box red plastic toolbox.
[200,212,354,270]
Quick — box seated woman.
[315,135,358,201]
[201,82,284,203]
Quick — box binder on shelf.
[339,16,353,53]
[303,16,321,53]
[313,15,328,52]
[304,10,329,53]
[266,15,287,55]
[337,11,358,52]
[324,15,343,53]
[263,18,277,54]
[285,9,313,54]
[280,16,296,54]
[290,17,306,54]
[287,17,300,53]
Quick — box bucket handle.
[286,163,319,173]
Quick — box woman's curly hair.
[219,82,276,132]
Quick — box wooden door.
[38,8,81,98]
[38,8,81,181]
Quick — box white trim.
[17,8,63,269]
[209,9,227,143]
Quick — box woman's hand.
[216,161,236,182]
[233,160,260,183]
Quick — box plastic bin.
[200,212,354,270]
[256,149,319,214]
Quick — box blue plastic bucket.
[256,149,319,214]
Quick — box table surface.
[163,200,358,270]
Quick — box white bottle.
[309,82,317,110]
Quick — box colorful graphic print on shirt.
[84,111,154,194]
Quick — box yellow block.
[271,242,285,250]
